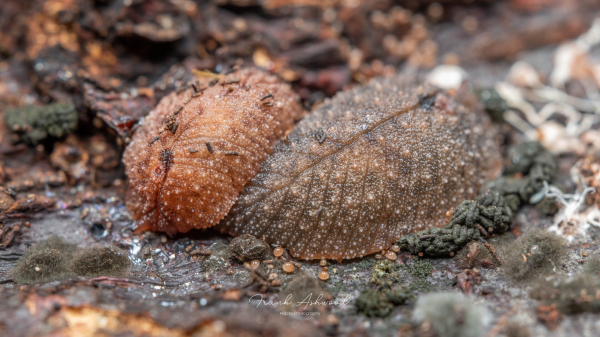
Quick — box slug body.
[217,77,502,260]
[124,68,303,234]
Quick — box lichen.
[4,103,77,144]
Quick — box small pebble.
[282,262,295,273]
[318,270,330,281]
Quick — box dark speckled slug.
[123,68,304,234]
[216,77,502,260]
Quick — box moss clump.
[355,287,413,317]
[356,258,433,317]
[11,235,77,284]
[370,259,401,286]
[500,228,565,282]
[12,249,71,284]
[583,255,600,275]
[70,246,132,277]
[530,274,600,314]
[4,103,77,144]
[402,258,433,279]
[412,292,490,337]
[355,289,395,317]
[11,236,133,284]
[229,234,272,262]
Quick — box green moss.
[355,289,395,317]
[356,258,434,317]
[4,103,77,144]
[11,235,77,284]
[402,258,433,279]
[370,259,401,286]
[385,287,414,305]
[500,228,565,282]
[70,246,132,277]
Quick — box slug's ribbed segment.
[217,78,502,260]
[123,68,304,234]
